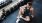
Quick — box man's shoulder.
[30,7,34,11]
[24,5,27,6]
[20,5,27,8]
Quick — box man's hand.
[31,15,34,18]
[20,15,23,18]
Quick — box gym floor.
[2,9,19,23]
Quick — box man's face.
[27,4,30,8]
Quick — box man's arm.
[18,7,22,19]
[18,5,27,19]
[31,8,34,18]
[21,16,30,21]
[16,7,22,23]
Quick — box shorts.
[18,18,31,23]
[18,15,32,23]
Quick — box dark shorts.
[18,16,32,23]
[18,18,31,23]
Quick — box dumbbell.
[6,0,9,5]
[5,1,8,5]
[2,9,7,20]
[0,3,2,8]
[13,6,16,10]
[10,7,14,12]
[9,0,12,3]
[6,10,10,15]
[1,1,4,7]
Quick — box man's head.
[27,2,32,8]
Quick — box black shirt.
[22,7,30,18]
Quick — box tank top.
[22,7,30,18]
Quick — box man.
[16,2,34,23]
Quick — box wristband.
[31,15,34,18]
